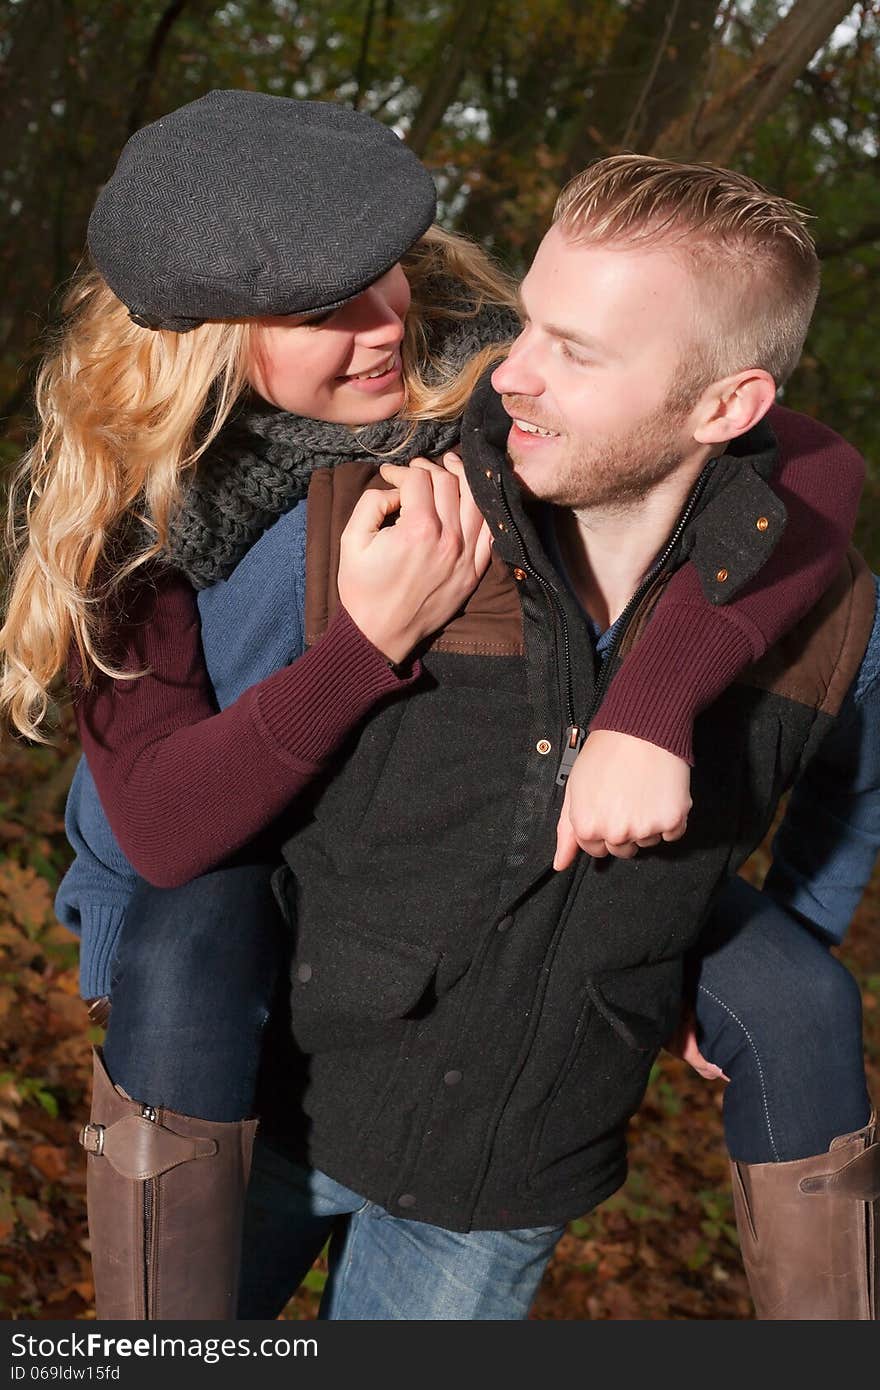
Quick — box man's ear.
[692,369,777,446]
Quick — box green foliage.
[0,1071,60,1118]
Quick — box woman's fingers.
[473,518,494,575]
[344,485,401,547]
[604,840,640,860]
[380,455,489,572]
[386,464,444,540]
[442,452,488,558]
[379,461,452,539]
[661,819,689,842]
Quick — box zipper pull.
[556,726,585,786]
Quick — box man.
[235,158,877,1318]
[63,154,878,1321]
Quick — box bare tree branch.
[817,221,880,258]
[653,0,857,163]
[126,0,190,137]
[621,0,681,148]
[353,0,378,110]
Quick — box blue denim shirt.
[56,495,880,995]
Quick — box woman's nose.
[348,282,406,346]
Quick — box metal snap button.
[536,738,552,755]
[715,568,729,583]
[296,963,313,983]
[756,516,769,532]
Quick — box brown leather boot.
[80,1047,258,1319]
[730,1111,879,1319]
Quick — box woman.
[1,90,872,1319]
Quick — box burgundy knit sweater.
[72,403,864,887]
[589,404,865,755]
[71,601,420,886]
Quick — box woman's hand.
[665,1005,729,1082]
[553,730,692,867]
[338,452,493,665]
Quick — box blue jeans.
[690,874,871,1162]
[103,863,292,1122]
[238,1143,563,1320]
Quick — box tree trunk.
[406,0,493,156]
[653,0,857,163]
[560,0,719,180]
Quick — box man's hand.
[338,452,492,665]
[553,729,692,867]
[665,1006,729,1082]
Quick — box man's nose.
[491,330,544,398]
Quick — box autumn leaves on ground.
[1,722,878,1321]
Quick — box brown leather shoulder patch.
[740,547,875,716]
[305,462,523,656]
[432,548,524,656]
[305,462,383,646]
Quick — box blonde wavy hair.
[0,226,516,742]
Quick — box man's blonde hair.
[553,154,820,392]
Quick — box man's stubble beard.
[508,393,697,514]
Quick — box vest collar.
[460,368,785,604]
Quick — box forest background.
[0,0,879,1320]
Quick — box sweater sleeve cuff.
[77,902,127,1001]
[253,603,421,767]
[588,603,756,765]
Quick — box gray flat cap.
[87,89,437,332]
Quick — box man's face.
[491,224,705,510]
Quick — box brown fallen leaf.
[31,1145,69,1182]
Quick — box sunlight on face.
[491,225,703,508]
[248,264,411,425]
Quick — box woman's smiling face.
[248,264,411,424]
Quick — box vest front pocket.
[524,956,682,1193]
[289,918,441,1054]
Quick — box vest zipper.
[496,458,715,788]
[140,1103,157,1319]
[496,483,581,756]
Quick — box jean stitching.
[327,1201,373,1316]
[696,984,780,1161]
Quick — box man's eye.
[561,342,589,365]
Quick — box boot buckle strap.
[80,1113,218,1180]
[79,1122,105,1155]
[799,1141,880,1201]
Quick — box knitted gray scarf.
[164,286,518,589]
